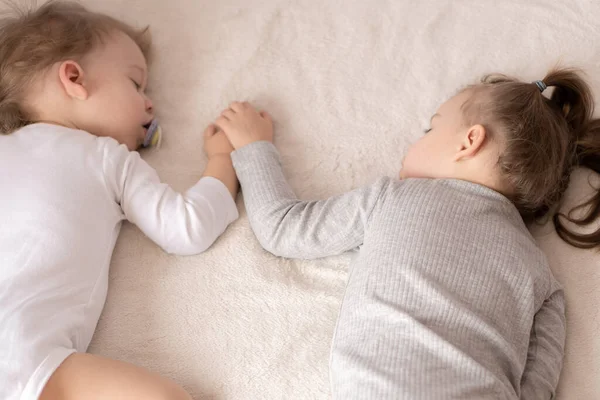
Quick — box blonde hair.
[461,68,600,248]
[0,0,151,133]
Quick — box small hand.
[215,101,273,149]
[203,124,234,158]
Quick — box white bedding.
[24,0,600,398]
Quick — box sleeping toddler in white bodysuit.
[0,3,237,400]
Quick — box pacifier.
[142,119,162,148]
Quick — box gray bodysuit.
[231,142,565,400]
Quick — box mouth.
[142,121,152,135]
[141,119,161,148]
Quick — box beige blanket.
[46,0,600,398]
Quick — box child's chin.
[126,139,141,151]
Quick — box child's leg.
[39,353,192,400]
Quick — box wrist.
[207,152,233,161]
[236,138,270,149]
[203,153,239,199]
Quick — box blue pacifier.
[142,119,162,148]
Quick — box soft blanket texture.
[16,0,600,398]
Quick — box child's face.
[400,91,471,179]
[77,32,153,150]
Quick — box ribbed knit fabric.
[231,141,565,400]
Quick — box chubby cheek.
[109,86,144,124]
[97,97,135,134]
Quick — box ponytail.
[531,69,600,249]
[554,119,600,249]
[462,67,600,249]
[544,69,594,139]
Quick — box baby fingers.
[229,101,246,113]
[203,124,218,138]
[215,116,231,131]
[221,109,236,120]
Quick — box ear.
[58,61,88,100]
[453,124,486,162]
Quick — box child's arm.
[519,287,566,399]
[216,101,388,259]
[102,125,239,256]
[201,124,239,198]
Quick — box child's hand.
[215,101,273,149]
[204,124,234,158]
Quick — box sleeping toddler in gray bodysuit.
[212,68,600,399]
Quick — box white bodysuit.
[0,123,239,400]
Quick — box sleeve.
[101,138,239,256]
[230,141,389,259]
[519,286,566,400]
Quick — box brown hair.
[461,68,600,249]
[0,0,151,133]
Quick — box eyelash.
[131,79,141,90]
[423,128,432,134]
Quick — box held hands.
[214,101,273,149]
[202,124,239,199]
[203,124,234,159]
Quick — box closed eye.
[131,79,141,90]
[423,128,432,134]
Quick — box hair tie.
[533,80,547,93]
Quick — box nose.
[144,96,153,113]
